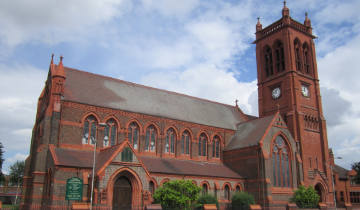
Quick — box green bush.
[195,194,219,209]
[231,191,255,210]
[153,180,201,210]
[290,185,320,208]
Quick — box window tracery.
[212,136,220,158]
[198,133,208,157]
[272,135,291,187]
[104,119,117,147]
[165,128,176,154]
[145,125,157,152]
[181,130,191,155]
[82,115,97,145]
[128,122,140,150]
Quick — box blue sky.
[0,0,359,173]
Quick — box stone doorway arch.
[107,168,143,210]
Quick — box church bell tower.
[254,2,333,204]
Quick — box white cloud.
[317,27,360,169]
[141,64,258,115]
[0,0,131,47]
[314,1,360,25]
[141,0,199,18]
[0,64,46,152]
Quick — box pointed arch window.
[294,39,302,71]
[264,46,274,77]
[82,115,97,145]
[198,133,208,157]
[275,41,285,72]
[149,181,155,195]
[224,185,230,200]
[202,184,208,195]
[104,119,117,147]
[212,136,220,158]
[272,135,291,187]
[181,130,191,155]
[128,122,139,150]
[145,125,157,152]
[303,43,311,74]
[165,128,176,154]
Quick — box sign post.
[65,177,83,201]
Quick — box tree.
[290,185,320,208]
[352,161,360,184]
[195,194,219,209]
[231,191,255,210]
[153,180,201,210]
[0,142,4,172]
[0,142,5,185]
[9,160,25,186]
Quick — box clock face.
[272,87,281,99]
[301,85,309,97]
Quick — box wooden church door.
[113,176,132,210]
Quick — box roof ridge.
[237,113,274,126]
[63,66,244,111]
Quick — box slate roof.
[51,145,122,170]
[333,164,349,180]
[62,67,246,130]
[51,147,93,168]
[50,146,242,179]
[140,156,242,179]
[224,114,275,151]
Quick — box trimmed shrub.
[231,191,255,210]
[290,185,320,208]
[195,194,219,209]
[153,180,201,210]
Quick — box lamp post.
[90,137,96,210]
[90,123,106,210]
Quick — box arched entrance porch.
[107,168,143,210]
[315,183,325,202]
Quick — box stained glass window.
[212,136,220,158]
[165,128,176,154]
[82,115,97,145]
[128,122,139,150]
[198,133,207,157]
[181,131,190,155]
[104,119,117,147]
[272,135,291,187]
[145,125,157,152]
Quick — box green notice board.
[65,177,83,200]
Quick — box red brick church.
[22,3,338,210]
